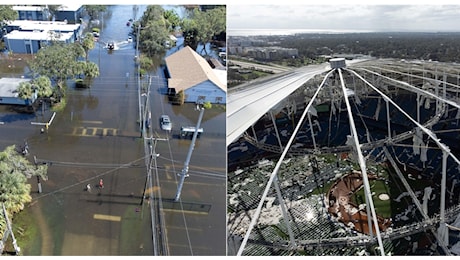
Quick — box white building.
[3,20,81,54]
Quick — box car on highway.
[160,115,172,131]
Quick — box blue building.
[12,5,51,21]
[53,4,84,24]
[12,5,84,24]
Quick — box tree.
[203,101,212,109]
[80,32,95,61]
[0,5,18,27]
[46,5,62,21]
[29,42,88,96]
[163,9,181,32]
[33,76,53,97]
[17,82,34,102]
[84,5,107,20]
[134,5,170,56]
[82,61,99,79]
[0,145,48,238]
[17,76,53,101]
[181,6,226,54]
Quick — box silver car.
[160,115,172,131]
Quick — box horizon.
[228,28,460,37]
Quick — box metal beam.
[337,68,385,256]
[236,69,334,256]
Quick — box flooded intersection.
[0,5,226,256]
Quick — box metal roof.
[0,78,31,98]
[6,20,80,32]
[165,46,226,93]
[226,63,330,146]
[5,30,74,41]
[226,59,370,146]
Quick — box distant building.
[11,4,83,24]
[0,78,35,105]
[165,46,227,104]
[53,4,84,24]
[12,5,50,21]
[3,20,81,54]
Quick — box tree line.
[237,32,460,65]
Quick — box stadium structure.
[227,58,460,256]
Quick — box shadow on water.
[0,105,35,122]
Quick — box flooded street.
[1,5,226,256]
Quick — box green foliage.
[84,5,107,20]
[33,76,53,97]
[139,55,153,71]
[0,5,18,26]
[29,41,99,96]
[135,5,172,56]
[0,145,48,238]
[171,90,185,105]
[163,9,181,32]
[30,43,79,89]
[82,61,100,79]
[17,82,34,101]
[203,101,212,109]
[80,32,95,61]
[46,5,62,19]
[181,6,226,53]
[17,76,53,101]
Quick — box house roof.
[0,78,31,98]
[5,30,74,41]
[165,46,226,93]
[7,20,80,32]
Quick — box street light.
[174,102,206,202]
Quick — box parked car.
[160,115,172,131]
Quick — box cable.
[31,155,148,201]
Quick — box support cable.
[337,68,385,255]
[236,69,334,256]
[346,68,460,166]
[347,68,455,255]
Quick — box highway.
[229,60,291,73]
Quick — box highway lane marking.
[93,214,121,222]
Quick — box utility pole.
[0,203,20,255]
[174,103,206,202]
[137,22,142,136]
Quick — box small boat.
[107,41,115,50]
[126,21,130,26]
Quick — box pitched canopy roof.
[165,46,226,93]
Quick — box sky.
[5,0,460,33]
[227,2,460,34]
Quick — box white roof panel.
[226,64,330,146]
